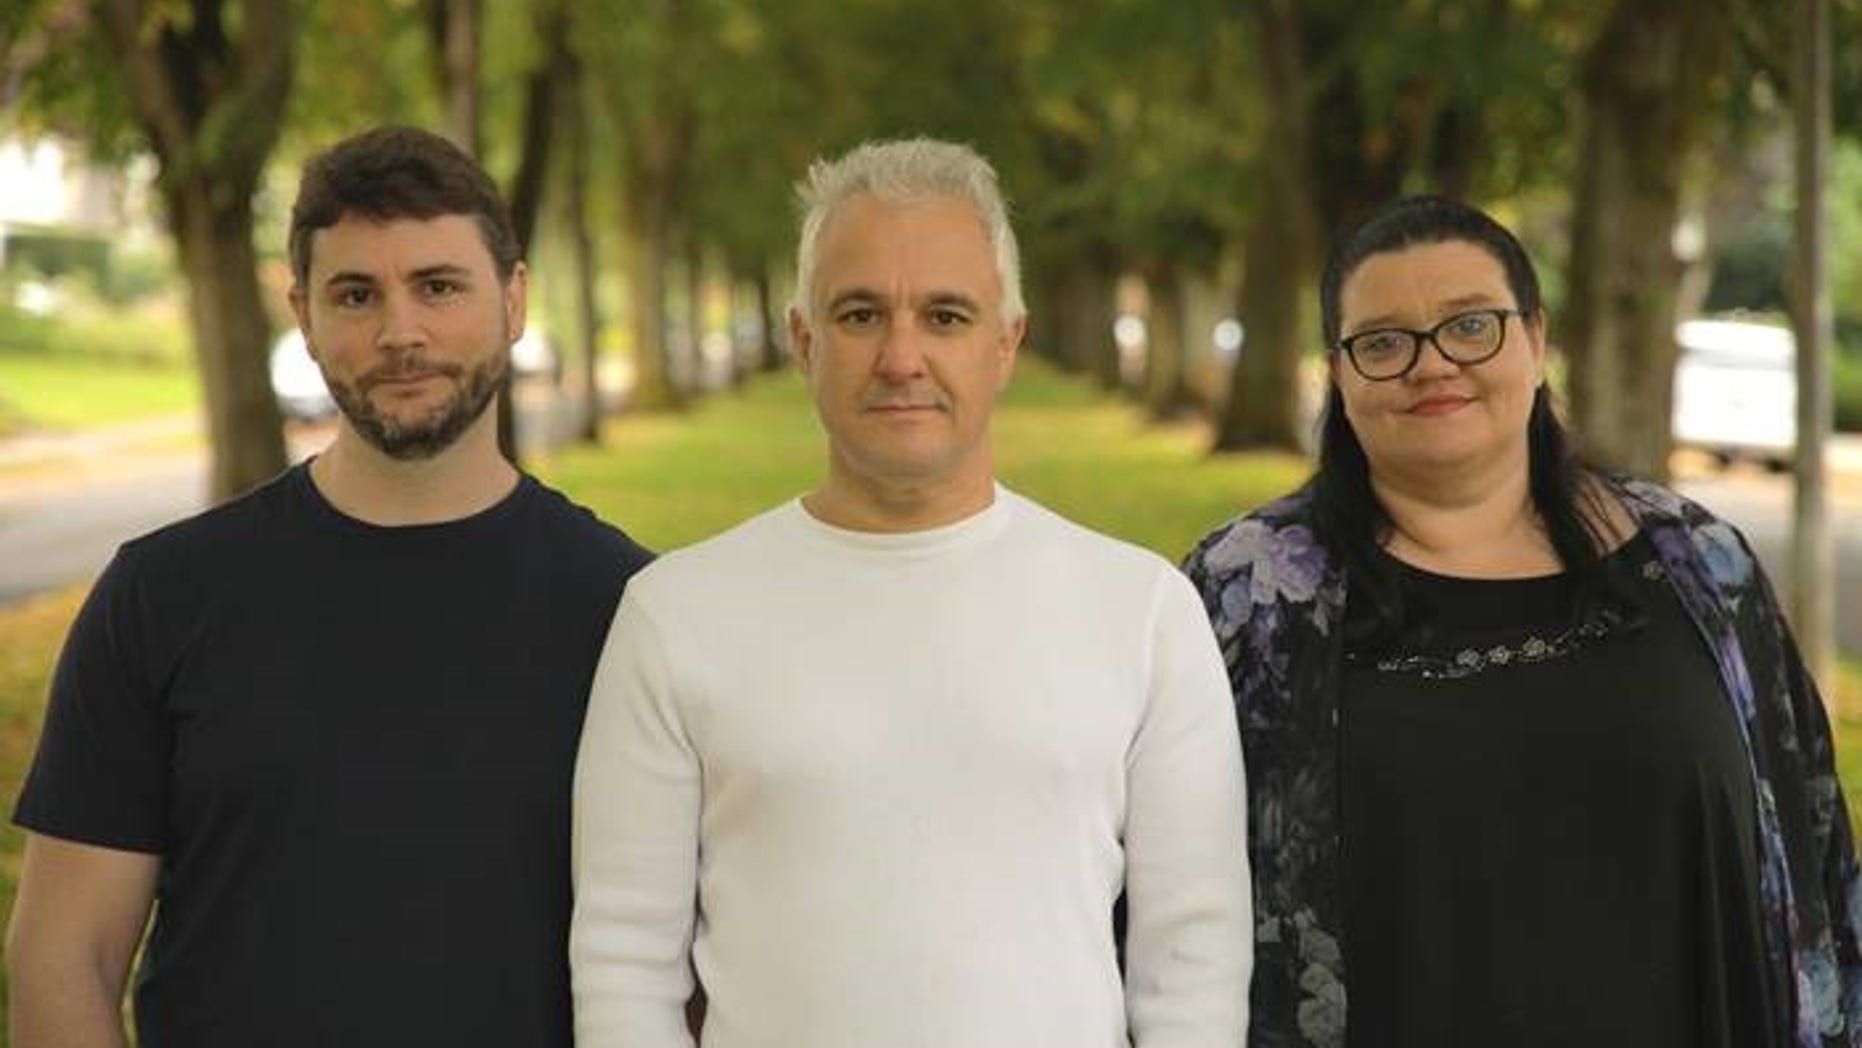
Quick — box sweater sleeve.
[1123,567,1254,1047]
[1735,532,1862,1047]
[572,589,701,1048]
[13,543,171,853]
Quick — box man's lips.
[363,369,454,393]
[864,402,944,414]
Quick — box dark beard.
[326,352,507,460]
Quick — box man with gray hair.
[571,137,1251,1046]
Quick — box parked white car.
[270,330,337,421]
[1671,318,1796,470]
[511,327,558,380]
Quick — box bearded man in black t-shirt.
[6,125,652,1048]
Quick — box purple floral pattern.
[1184,478,1862,1048]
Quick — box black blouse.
[1338,533,1782,1048]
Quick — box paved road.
[0,381,590,605]
[1675,471,1862,656]
[4,411,1860,653]
[0,456,204,603]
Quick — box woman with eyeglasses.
[1184,195,1861,1048]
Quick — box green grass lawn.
[0,352,199,434]
[536,362,1309,557]
[0,359,1858,1035]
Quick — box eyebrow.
[322,264,475,289]
[409,264,474,282]
[1350,293,1507,332]
[825,288,883,312]
[922,291,980,313]
[823,288,982,313]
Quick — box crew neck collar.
[292,459,534,537]
[784,483,1015,555]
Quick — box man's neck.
[802,467,997,534]
[309,414,518,526]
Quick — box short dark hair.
[1307,195,1632,647]
[289,125,520,287]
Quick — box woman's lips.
[1406,395,1472,416]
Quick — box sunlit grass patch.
[0,353,199,433]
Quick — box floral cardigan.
[1182,477,1862,1048]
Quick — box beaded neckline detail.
[1346,557,1665,681]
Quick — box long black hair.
[1309,195,1627,646]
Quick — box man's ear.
[288,286,315,359]
[503,261,530,343]
[997,313,1025,390]
[788,307,814,376]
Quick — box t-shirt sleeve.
[1122,566,1253,1047]
[571,587,701,1048]
[13,545,171,854]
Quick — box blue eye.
[1355,331,1410,358]
[1445,312,1494,339]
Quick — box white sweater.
[572,489,1251,1047]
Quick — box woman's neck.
[1370,460,1562,579]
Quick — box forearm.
[7,952,133,1048]
[6,835,155,1048]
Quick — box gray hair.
[792,137,1025,326]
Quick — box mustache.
[357,356,466,394]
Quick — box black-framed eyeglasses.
[1335,308,1524,381]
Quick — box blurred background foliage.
[0,0,1856,483]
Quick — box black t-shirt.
[1338,534,1780,1048]
[14,463,653,1047]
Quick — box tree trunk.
[1091,272,1123,392]
[1029,259,1114,381]
[1427,101,1481,201]
[565,38,602,445]
[605,0,693,414]
[1142,269,1197,421]
[507,1,565,257]
[1217,202,1312,451]
[682,236,711,391]
[168,183,288,498]
[97,0,291,501]
[1790,0,1835,691]
[1562,0,1734,480]
[500,2,573,459]
[1215,0,1315,453]
[754,268,783,372]
[427,0,484,155]
[571,179,603,444]
[623,186,683,411]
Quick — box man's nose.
[375,291,427,351]
[873,319,929,381]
